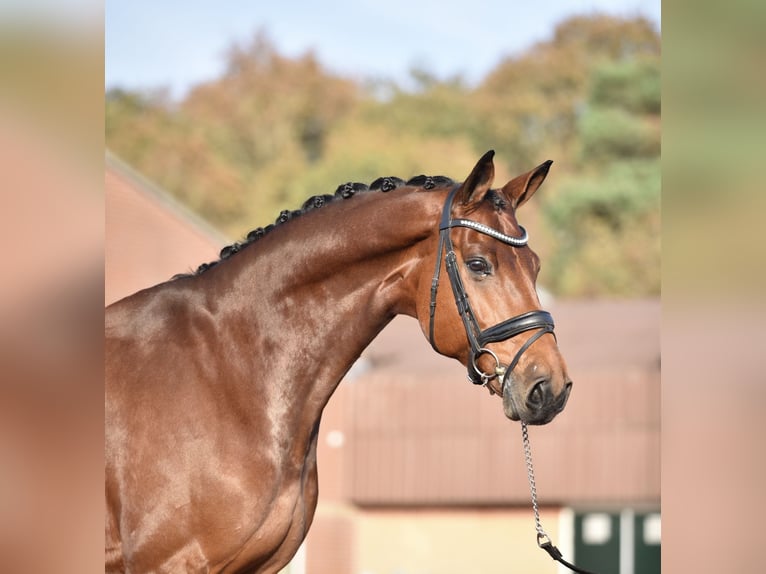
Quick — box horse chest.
[219,461,319,573]
[130,470,317,574]
[109,405,321,573]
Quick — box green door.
[634,512,661,574]
[573,509,660,574]
[574,512,620,573]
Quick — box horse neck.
[204,189,441,441]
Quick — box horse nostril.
[560,381,573,408]
[526,380,550,410]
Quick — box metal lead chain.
[521,422,551,545]
[521,422,599,574]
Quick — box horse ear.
[501,160,553,208]
[457,150,496,206]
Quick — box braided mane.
[176,174,456,278]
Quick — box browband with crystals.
[441,219,529,247]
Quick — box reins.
[521,422,602,574]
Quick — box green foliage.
[541,160,660,296]
[474,14,660,175]
[545,160,659,228]
[288,120,480,203]
[590,59,661,114]
[540,45,661,296]
[106,15,661,297]
[579,107,660,161]
[361,79,478,141]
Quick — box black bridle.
[428,185,556,388]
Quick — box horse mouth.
[501,378,572,425]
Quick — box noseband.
[428,185,556,387]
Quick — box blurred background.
[105,3,660,574]
[105,2,661,300]
[6,1,766,573]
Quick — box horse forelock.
[175,174,457,278]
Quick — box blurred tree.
[106,88,248,230]
[361,67,478,140]
[589,59,661,115]
[579,106,659,161]
[475,14,659,174]
[541,160,660,296]
[287,118,480,203]
[106,15,660,296]
[539,49,660,296]
[184,32,358,168]
[107,32,359,236]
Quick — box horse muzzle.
[502,370,573,425]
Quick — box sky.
[106,0,660,99]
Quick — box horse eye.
[466,258,490,276]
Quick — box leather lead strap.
[539,542,600,574]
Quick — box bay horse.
[105,150,573,573]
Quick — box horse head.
[416,150,572,425]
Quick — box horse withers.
[105,150,572,572]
